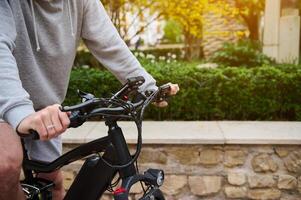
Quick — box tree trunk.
[184,32,201,60]
[244,14,260,41]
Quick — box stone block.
[62,171,75,190]
[224,150,247,168]
[248,175,276,188]
[62,160,84,173]
[20,170,24,181]
[227,172,246,186]
[167,147,200,165]
[130,183,143,194]
[199,149,223,167]
[101,194,113,200]
[298,177,301,194]
[278,175,297,190]
[251,153,278,173]
[139,148,167,164]
[274,147,289,158]
[283,150,301,174]
[161,175,187,195]
[178,195,199,200]
[280,194,301,200]
[248,189,281,200]
[188,176,222,196]
[224,186,247,199]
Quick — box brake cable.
[91,92,158,169]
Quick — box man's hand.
[17,104,70,140]
[155,83,179,107]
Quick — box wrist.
[3,104,35,130]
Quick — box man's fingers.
[155,101,168,107]
[59,111,70,130]
[33,115,48,140]
[169,84,179,95]
[16,104,69,141]
[51,111,64,135]
[41,110,56,139]
[49,105,69,136]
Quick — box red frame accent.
[113,187,127,195]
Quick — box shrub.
[74,50,105,69]
[65,61,301,121]
[211,39,274,67]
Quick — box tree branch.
[128,13,162,42]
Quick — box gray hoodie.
[0,0,157,129]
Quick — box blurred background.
[65,0,301,121]
[62,2,301,199]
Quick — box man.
[0,0,178,199]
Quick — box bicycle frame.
[22,119,151,200]
[20,78,170,200]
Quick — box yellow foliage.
[153,0,245,39]
[101,0,251,40]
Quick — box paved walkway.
[62,121,301,145]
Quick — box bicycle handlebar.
[18,77,171,140]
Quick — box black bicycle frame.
[22,119,138,200]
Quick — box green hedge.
[65,61,301,121]
[210,39,273,67]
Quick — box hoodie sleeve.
[0,1,35,129]
[81,0,157,92]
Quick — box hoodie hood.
[29,0,74,51]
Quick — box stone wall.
[62,144,301,200]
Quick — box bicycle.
[18,76,171,200]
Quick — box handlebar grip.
[17,129,40,140]
[18,111,84,140]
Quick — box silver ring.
[46,124,55,130]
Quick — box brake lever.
[77,90,95,102]
[112,76,145,100]
[127,76,145,89]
